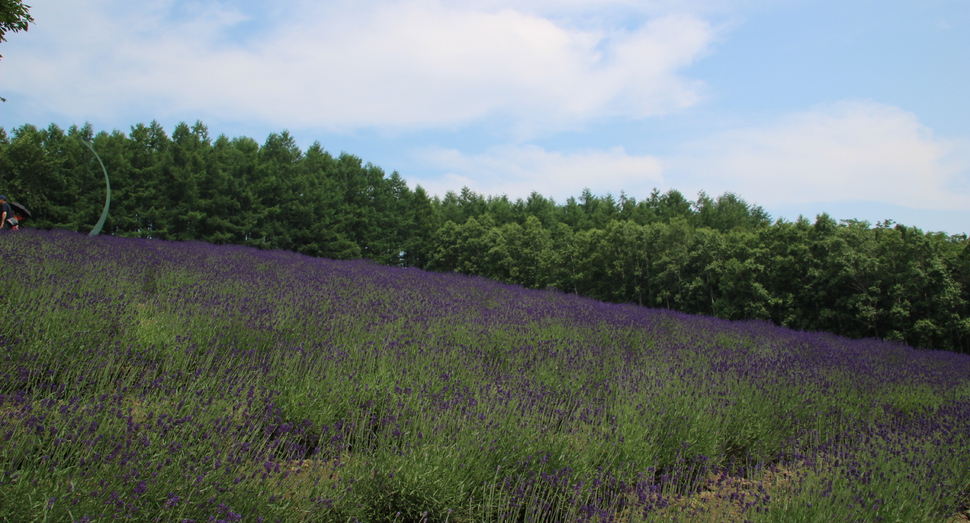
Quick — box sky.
[2,0,969,235]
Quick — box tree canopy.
[0,0,33,54]
[0,0,34,102]
[2,120,968,353]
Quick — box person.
[0,195,13,231]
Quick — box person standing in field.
[0,195,18,231]
[0,195,13,231]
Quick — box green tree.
[565,226,609,298]
[287,141,354,258]
[600,220,652,305]
[427,214,496,276]
[121,121,171,237]
[362,168,412,265]
[251,131,302,249]
[400,186,440,268]
[2,124,60,225]
[871,223,967,350]
[1,0,34,101]
[558,195,585,231]
[165,122,209,240]
[545,222,578,294]
[86,127,136,236]
[194,134,246,245]
[759,217,813,327]
[522,191,557,227]
[650,189,693,223]
[648,218,694,310]
[678,226,726,316]
[616,191,657,225]
[426,220,462,273]
[708,229,773,320]
[693,191,771,231]
[584,191,618,230]
[485,194,516,226]
[482,216,552,288]
[0,0,31,48]
[329,154,391,261]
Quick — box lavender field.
[1,229,969,522]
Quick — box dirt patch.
[622,465,803,522]
[616,461,970,523]
[950,491,970,523]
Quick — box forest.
[2,121,968,353]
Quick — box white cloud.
[464,0,760,17]
[408,101,970,213]
[669,100,970,210]
[4,0,715,135]
[412,144,663,200]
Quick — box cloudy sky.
[2,0,968,234]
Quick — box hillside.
[4,122,969,353]
[1,229,969,522]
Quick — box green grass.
[1,229,969,522]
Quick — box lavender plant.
[0,228,968,522]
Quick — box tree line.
[2,121,968,353]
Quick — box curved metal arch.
[82,140,111,236]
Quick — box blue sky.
[2,0,968,235]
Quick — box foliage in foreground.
[1,228,969,522]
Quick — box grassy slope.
[0,228,969,522]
